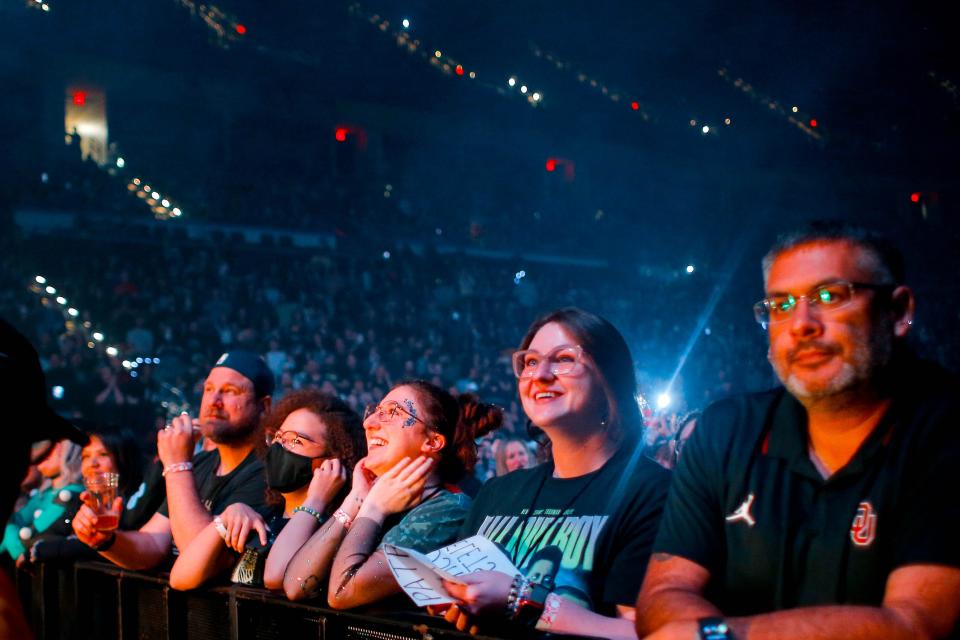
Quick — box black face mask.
[264,443,315,493]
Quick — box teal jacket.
[1,483,83,560]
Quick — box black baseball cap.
[0,318,89,447]
[211,350,275,398]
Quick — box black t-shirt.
[230,512,288,586]
[654,357,960,616]
[460,444,670,615]
[158,448,271,520]
[122,459,165,531]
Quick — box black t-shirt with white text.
[460,444,669,615]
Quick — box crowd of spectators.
[6,144,960,480]
[0,225,777,476]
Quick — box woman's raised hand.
[358,456,434,523]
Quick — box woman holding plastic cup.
[30,424,153,563]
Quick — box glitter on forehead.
[402,399,418,428]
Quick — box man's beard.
[777,317,894,403]
[204,413,260,446]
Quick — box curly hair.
[261,389,365,506]
[262,389,365,470]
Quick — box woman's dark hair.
[77,421,146,499]
[398,381,503,483]
[519,307,643,446]
[524,544,563,573]
[261,389,366,506]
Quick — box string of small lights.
[28,275,191,414]
[530,43,651,121]
[172,0,247,49]
[28,275,168,376]
[29,276,120,363]
[346,2,545,107]
[716,66,823,142]
[124,175,184,220]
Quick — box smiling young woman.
[282,380,501,609]
[437,308,670,640]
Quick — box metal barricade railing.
[17,561,517,640]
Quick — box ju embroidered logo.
[725,493,756,527]
[850,501,877,547]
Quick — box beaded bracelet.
[504,574,527,618]
[293,505,325,525]
[332,509,353,530]
[162,461,194,477]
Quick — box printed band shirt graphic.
[475,509,609,606]
[459,446,670,614]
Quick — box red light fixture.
[630,101,639,111]
[910,192,921,203]
[545,159,557,172]
[235,24,247,35]
[335,127,348,143]
[455,65,464,76]
[809,118,818,128]
[72,90,86,106]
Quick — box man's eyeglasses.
[267,429,325,452]
[511,345,585,379]
[363,400,427,428]
[753,280,894,327]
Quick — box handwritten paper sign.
[383,535,518,606]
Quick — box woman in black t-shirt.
[439,307,669,640]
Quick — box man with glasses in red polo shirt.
[637,223,960,640]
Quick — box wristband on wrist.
[213,516,228,539]
[698,617,735,640]
[512,580,550,627]
[332,509,353,530]
[162,461,194,477]
[293,505,325,525]
[93,532,117,552]
[539,592,562,629]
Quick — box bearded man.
[637,223,960,640]
[73,351,274,570]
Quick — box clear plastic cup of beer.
[84,471,120,530]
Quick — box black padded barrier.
[15,561,590,640]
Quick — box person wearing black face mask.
[264,439,322,493]
[169,390,364,591]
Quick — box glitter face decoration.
[402,399,418,428]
